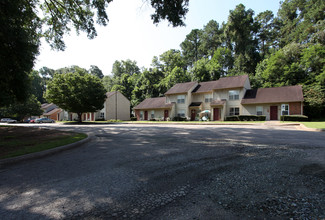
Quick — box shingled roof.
[134,97,174,110]
[192,75,249,93]
[43,108,61,116]
[210,100,226,106]
[165,81,198,95]
[192,81,219,93]
[241,85,304,104]
[215,75,248,90]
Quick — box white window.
[256,106,263,116]
[230,107,240,116]
[204,94,212,103]
[229,90,239,100]
[281,104,289,116]
[100,112,105,118]
[151,110,155,119]
[177,109,185,117]
[140,111,143,119]
[177,95,185,104]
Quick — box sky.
[34,0,282,76]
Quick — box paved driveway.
[0,124,324,219]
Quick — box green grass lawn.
[301,122,325,129]
[0,126,87,159]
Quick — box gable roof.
[165,81,198,95]
[210,100,226,106]
[192,81,219,93]
[43,108,61,116]
[192,75,249,94]
[215,75,248,90]
[241,85,304,104]
[106,91,118,98]
[41,103,55,110]
[134,97,174,110]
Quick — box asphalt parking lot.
[0,123,324,219]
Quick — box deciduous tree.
[0,95,43,121]
[45,72,106,123]
[0,0,40,107]
[89,65,104,79]
[1,0,190,107]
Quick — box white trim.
[229,90,239,100]
[281,104,289,116]
[177,95,185,104]
[256,106,263,115]
[229,107,240,116]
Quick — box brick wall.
[289,102,302,115]
[135,110,140,120]
[49,114,58,121]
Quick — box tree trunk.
[77,113,82,123]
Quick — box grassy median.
[301,122,325,129]
[0,126,87,159]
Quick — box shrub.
[149,118,156,121]
[257,115,266,121]
[238,115,266,121]
[238,115,258,121]
[130,117,137,121]
[225,115,266,121]
[280,115,309,121]
[172,116,187,121]
[95,118,105,121]
[225,116,239,121]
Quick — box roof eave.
[241,99,304,105]
[134,106,173,110]
[164,92,188,95]
[213,86,244,91]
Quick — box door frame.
[164,110,169,121]
[270,106,278,120]
[213,108,221,121]
[144,111,148,120]
[190,109,196,121]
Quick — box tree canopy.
[0,95,43,121]
[45,72,106,122]
[0,0,41,107]
[0,0,190,107]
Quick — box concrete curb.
[0,134,91,166]
[299,123,325,132]
[123,122,260,126]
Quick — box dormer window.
[177,95,185,104]
[229,90,239,100]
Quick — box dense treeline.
[101,1,324,118]
[8,0,323,120]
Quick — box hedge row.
[225,115,266,121]
[280,115,308,121]
[172,116,187,121]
